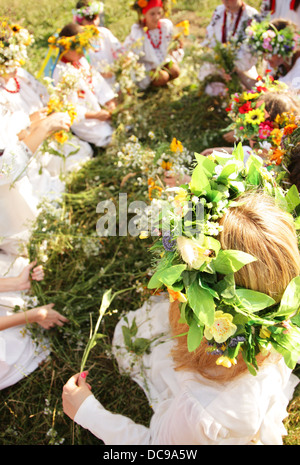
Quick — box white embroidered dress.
[89,26,123,89]
[261,0,300,27]
[74,294,299,445]
[0,252,50,390]
[279,56,300,91]
[203,3,259,76]
[123,18,184,89]
[53,56,115,147]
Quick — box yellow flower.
[175,20,190,36]
[167,287,187,303]
[161,160,173,170]
[216,356,237,368]
[139,231,149,239]
[244,108,265,125]
[270,128,283,146]
[242,92,259,101]
[259,326,271,339]
[54,130,69,144]
[170,137,183,153]
[204,310,237,343]
[173,187,187,205]
[177,236,213,270]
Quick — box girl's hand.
[62,372,93,420]
[16,261,44,291]
[29,304,68,329]
[44,112,72,135]
[95,109,111,121]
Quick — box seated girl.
[201,0,260,91]
[73,0,123,89]
[62,155,300,445]
[51,22,116,148]
[123,0,183,89]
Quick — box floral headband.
[48,25,99,53]
[226,75,298,165]
[0,18,34,75]
[245,18,300,59]
[72,2,104,23]
[146,146,300,374]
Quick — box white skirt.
[0,253,50,390]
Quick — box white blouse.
[261,0,300,27]
[52,57,114,147]
[74,295,298,445]
[123,18,184,89]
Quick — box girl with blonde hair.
[62,151,300,445]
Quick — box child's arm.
[0,304,68,331]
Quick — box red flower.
[238,101,252,114]
[256,86,268,92]
[225,104,232,112]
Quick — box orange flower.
[54,130,69,144]
[161,160,173,170]
[283,124,297,136]
[270,147,285,165]
[270,128,283,146]
[137,0,148,7]
[167,288,187,303]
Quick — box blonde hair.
[169,192,300,381]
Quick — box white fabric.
[52,57,114,147]
[89,26,123,89]
[0,252,50,390]
[123,18,184,89]
[261,0,300,27]
[204,4,259,73]
[279,56,300,91]
[74,294,299,445]
[0,67,93,177]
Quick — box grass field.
[0,0,299,446]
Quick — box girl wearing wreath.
[123,0,183,89]
[62,154,300,445]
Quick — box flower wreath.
[145,145,300,374]
[0,18,34,75]
[225,75,299,166]
[48,25,99,54]
[72,2,104,23]
[245,18,300,60]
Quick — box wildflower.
[270,128,283,146]
[177,236,213,270]
[162,232,176,251]
[259,326,271,339]
[242,92,259,101]
[270,148,285,165]
[204,311,237,344]
[167,288,187,303]
[139,230,149,239]
[245,108,265,125]
[54,130,68,144]
[283,124,297,136]
[238,101,252,114]
[216,355,237,368]
[170,137,183,153]
[258,120,274,139]
[137,0,148,7]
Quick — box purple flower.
[228,336,246,348]
[162,232,176,252]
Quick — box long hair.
[260,91,300,121]
[169,192,300,381]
